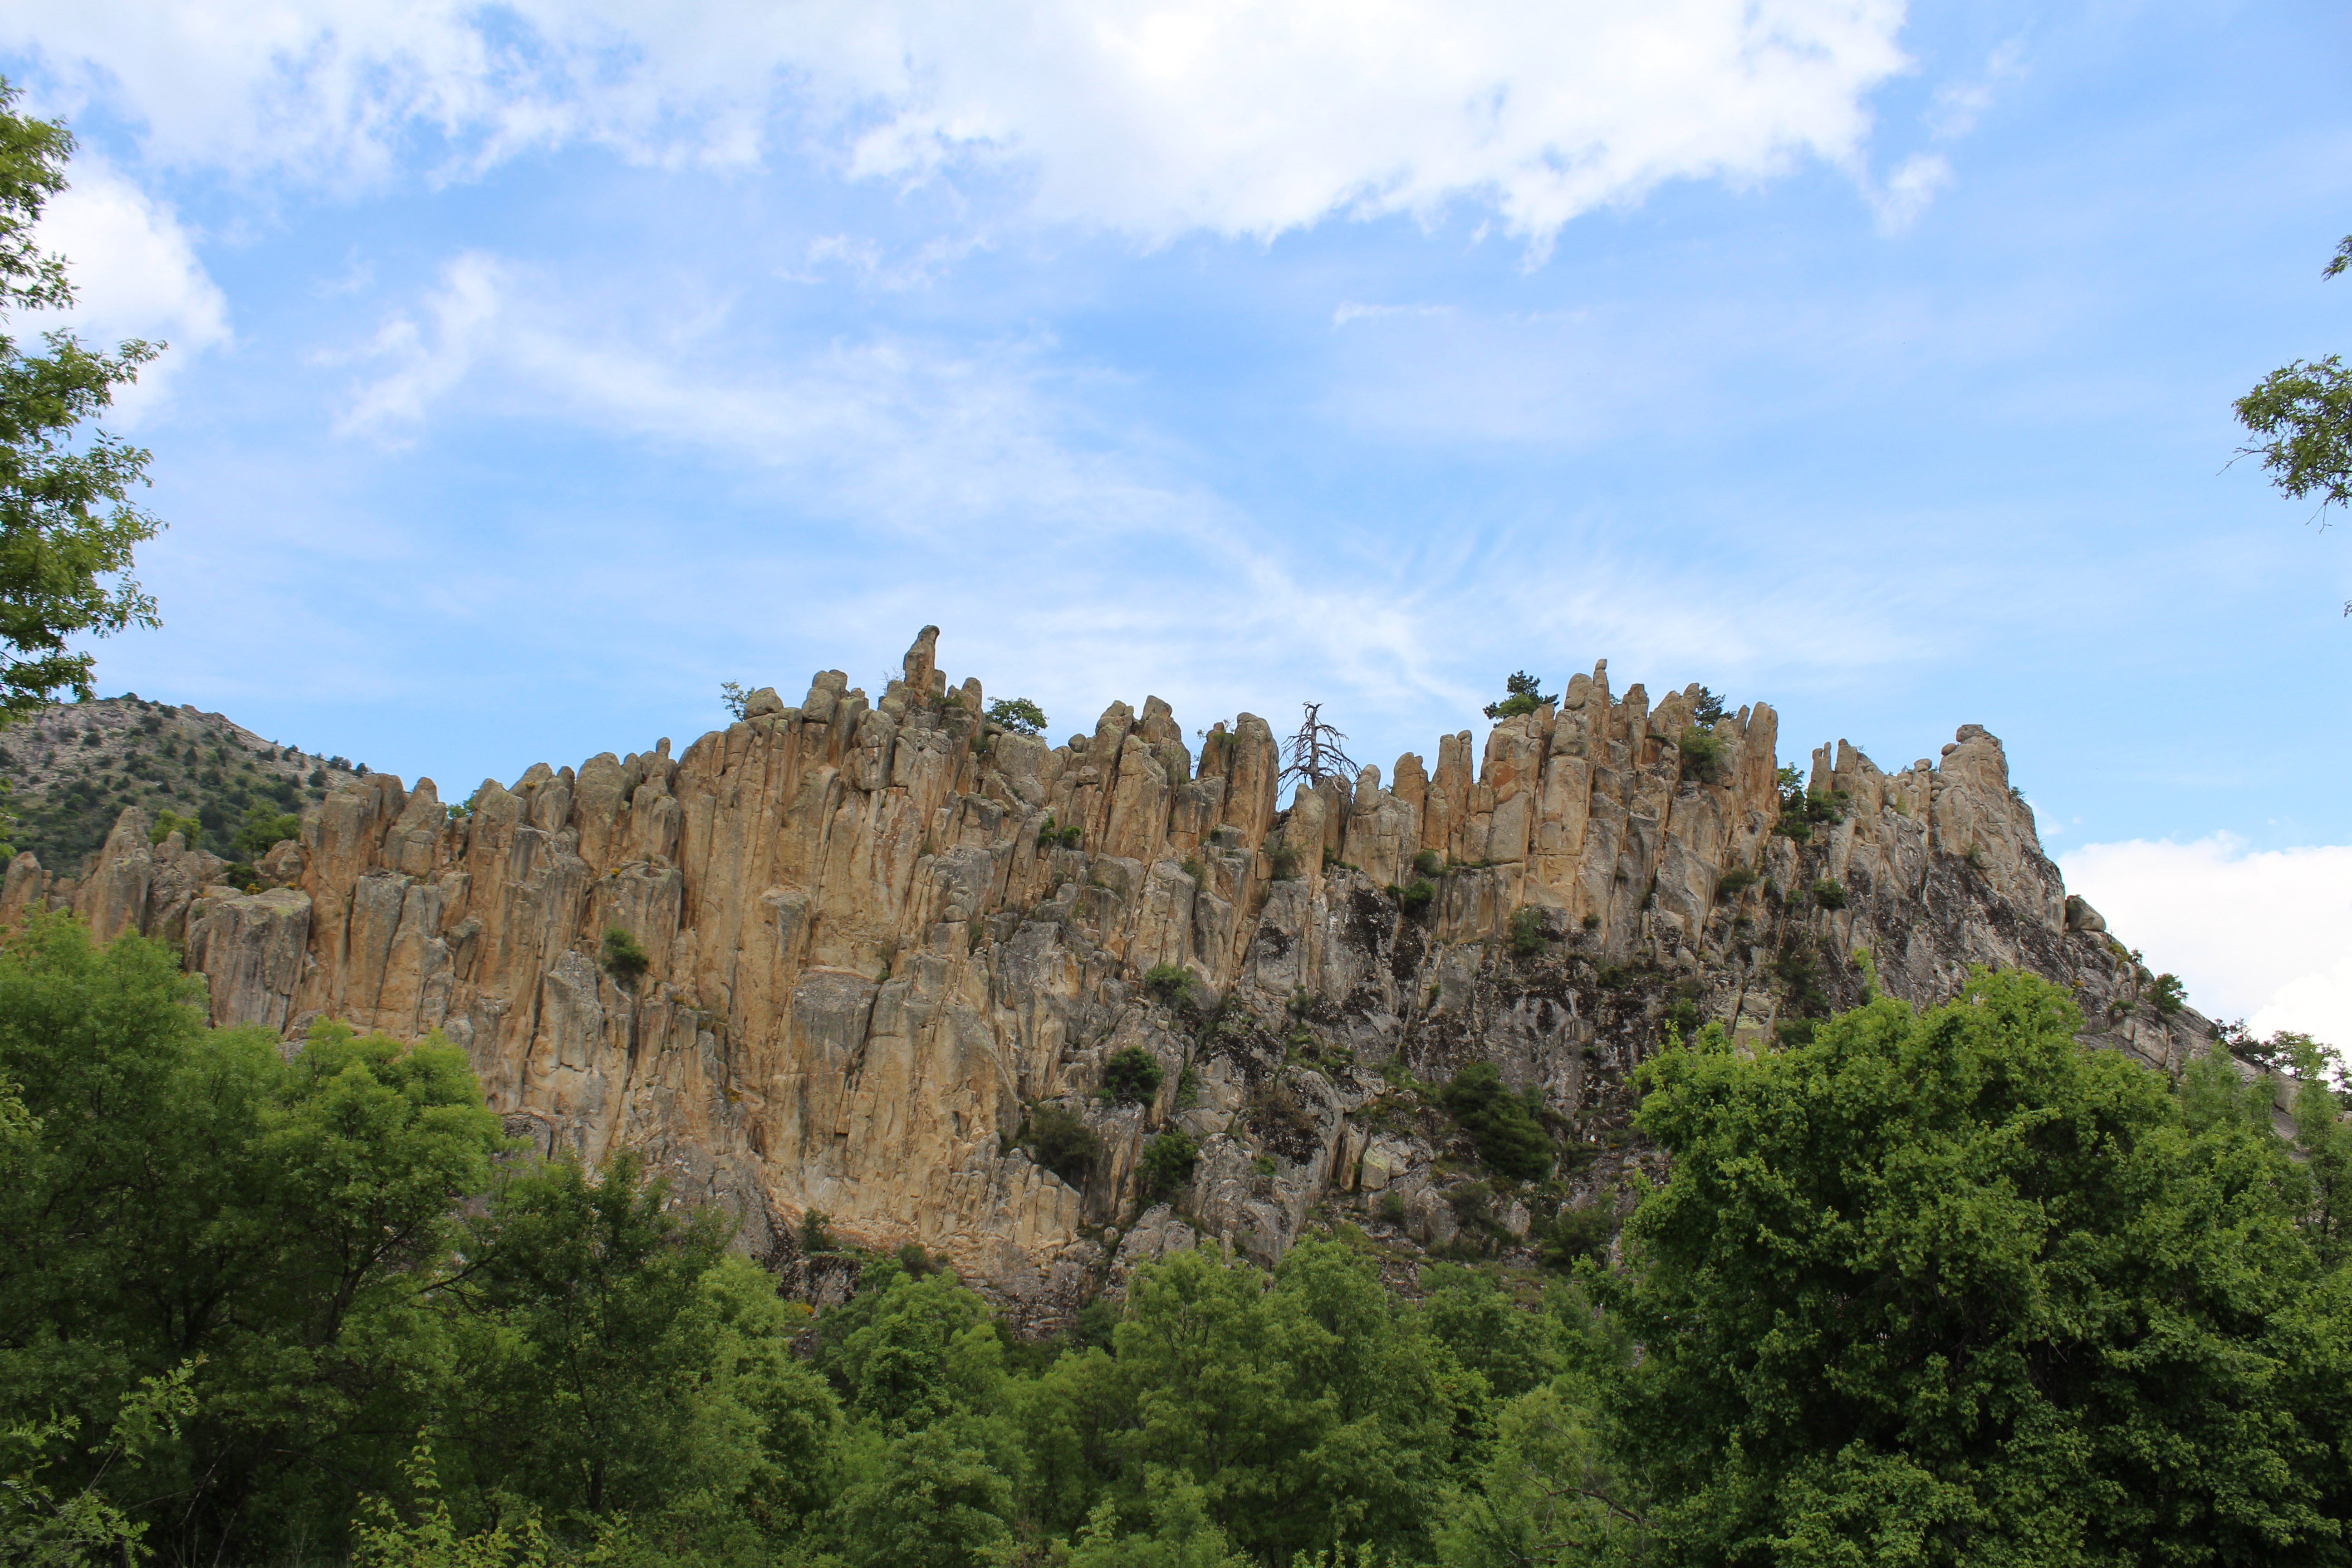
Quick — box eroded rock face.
[22,628,2219,1313]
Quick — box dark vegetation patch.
[1024,1103,1104,1187]
[1245,1076,1323,1162]
[1100,1045,1163,1105]
[1437,1062,1554,1180]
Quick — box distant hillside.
[0,695,368,872]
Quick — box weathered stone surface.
[23,630,2237,1308]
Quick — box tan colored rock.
[2,627,2179,1304]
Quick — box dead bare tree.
[1280,701,1357,790]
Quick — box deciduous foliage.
[0,914,506,1560]
[2236,237,2352,517]
[1611,969,2352,1565]
[987,697,1049,736]
[0,81,165,723]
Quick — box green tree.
[443,1149,767,1519]
[0,1362,198,1568]
[1483,672,1552,721]
[2236,236,2352,517]
[987,697,1048,736]
[0,81,166,723]
[1101,1044,1164,1105]
[1025,1103,1104,1188]
[1061,1467,1253,1567]
[1438,1061,1554,1180]
[831,1422,1013,1568]
[831,1268,1007,1433]
[1106,1242,1462,1563]
[2235,233,2352,614]
[0,916,506,1562]
[1136,1127,1200,1203]
[1608,969,2352,1564]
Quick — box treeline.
[4,914,2350,1567]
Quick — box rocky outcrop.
[18,628,2234,1316]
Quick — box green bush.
[986,697,1048,736]
[1439,1061,1554,1180]
[1508,906,1549,956]
[799,1208,836,1254]
[1267,840,1303,879]
[1715,866,1758,900]
[1582,912,1602,930]
[600,925,651,988]
[1412,848,1442,877]
[1399,878,1436,914]
[1377,1190,1408,1225]
[1537,1201,1617,1271]
[1102,1045,1164,1105]
[231,803,301,862]
[1137,1127,1200,1202]
[1775,782,1848,840]
[2151,972,2187,1017]
[1036,814,1083,849]
[147,808,201,847]
[1025,1104,1103,1187]
[1811,877,1847,910]
[1142,962,1195,1003]
[1181,855,1205,882]
[1678,725,1728,784]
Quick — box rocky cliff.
[0,627,2230,1319]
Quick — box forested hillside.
[0,695,363,871]
[5,913,2347,1567]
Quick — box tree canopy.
[1610,968,2352,1565]
[0,79,166,722]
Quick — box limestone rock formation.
[3,627,2240,1319]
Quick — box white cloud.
[1865,150,1949,235]
[1924,38,2024,142]
[328,251,504,440]
[2059,835,2352,1048]
[1333,301,1455,327]
[28,155,230,421]
[9,0,1916,246]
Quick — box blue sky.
[5,0,2349,1039]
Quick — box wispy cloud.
[1866,151,1951,235]
[1333,301,1454,327]
[1925,39,2027,142]
[327,251,505,440]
